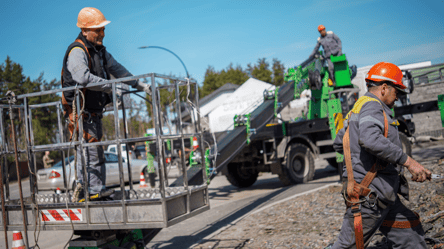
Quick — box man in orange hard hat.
[308,25,342,82]
[328,62,431,249]
[61,7,151,201]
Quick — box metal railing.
[0,73,209,247]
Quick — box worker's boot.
[79,189,115,202]
[72,182,83,202]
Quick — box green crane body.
[284,53,356,163]
[439,94,444,127]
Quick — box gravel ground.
[193,155,444,248]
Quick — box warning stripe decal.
[333,113,344,134]
[41,209,82,222]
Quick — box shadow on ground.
[148,165,340,248]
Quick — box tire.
[225,162,258,188]
[279,143,315,185]
[399,132,412,157]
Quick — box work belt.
[343,110,420,249]
[66,110,103,143]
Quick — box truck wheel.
[226,162,258,188]
[279,143,315,185]
[399,132,412,157]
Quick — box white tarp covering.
[208,78,275,132]
[199,92,234,118]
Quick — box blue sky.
[1,0,443,85]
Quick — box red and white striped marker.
[193,137,199,150]
[41,209,83,222]
[56,187,61,194]
[139,172,147,188]
[12,231,25,249]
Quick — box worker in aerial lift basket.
[308,25,342,83]
[61,7,151,202]
[326,62,432,249]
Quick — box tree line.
[200,58,286,98]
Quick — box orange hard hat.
[77,7,111,28]
[365,62,406,90]
[318,25,325,32]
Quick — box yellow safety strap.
[345,96,381,120]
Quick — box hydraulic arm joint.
[234,113,255,144]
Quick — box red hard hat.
[318,25,325,32]
[365,62,406,90]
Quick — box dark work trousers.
[76,116,106,195]
[326,51,342,82]
[331,196,427,249]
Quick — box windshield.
[136,145,146,151]
[52,155,75,169]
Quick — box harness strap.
[382,211,421,229]
[61,38,98,142]
[61,39,92,117]
[343,109,388,249]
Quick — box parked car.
[134,145,146,160]
[37,152,158,191]
[106,144,136,162]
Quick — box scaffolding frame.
[0,73,209,247]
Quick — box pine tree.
[0,56,61,169]
[247,58,273,83]
[272,58,285,86]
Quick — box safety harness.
[61,38,104,202]
[342,96,420,249]
[61,38,102,143]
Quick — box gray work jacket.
[67,46,138,94]
[333,92,409,205]
[309,31,342,58]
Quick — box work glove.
[116,89,123,108]
[134,81,152,95]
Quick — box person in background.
[42,151,54,169]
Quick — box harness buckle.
[351,203,361,214]
[365,191,378,208]
[84,111,93,124]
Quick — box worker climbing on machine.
[61,7,151,202]
[308,25,342,83]
[328,62,432,249]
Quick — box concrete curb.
[190,182,341,248]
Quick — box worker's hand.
[134,81,152,95]
[403,156,432,182]
[116,89,122,108]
